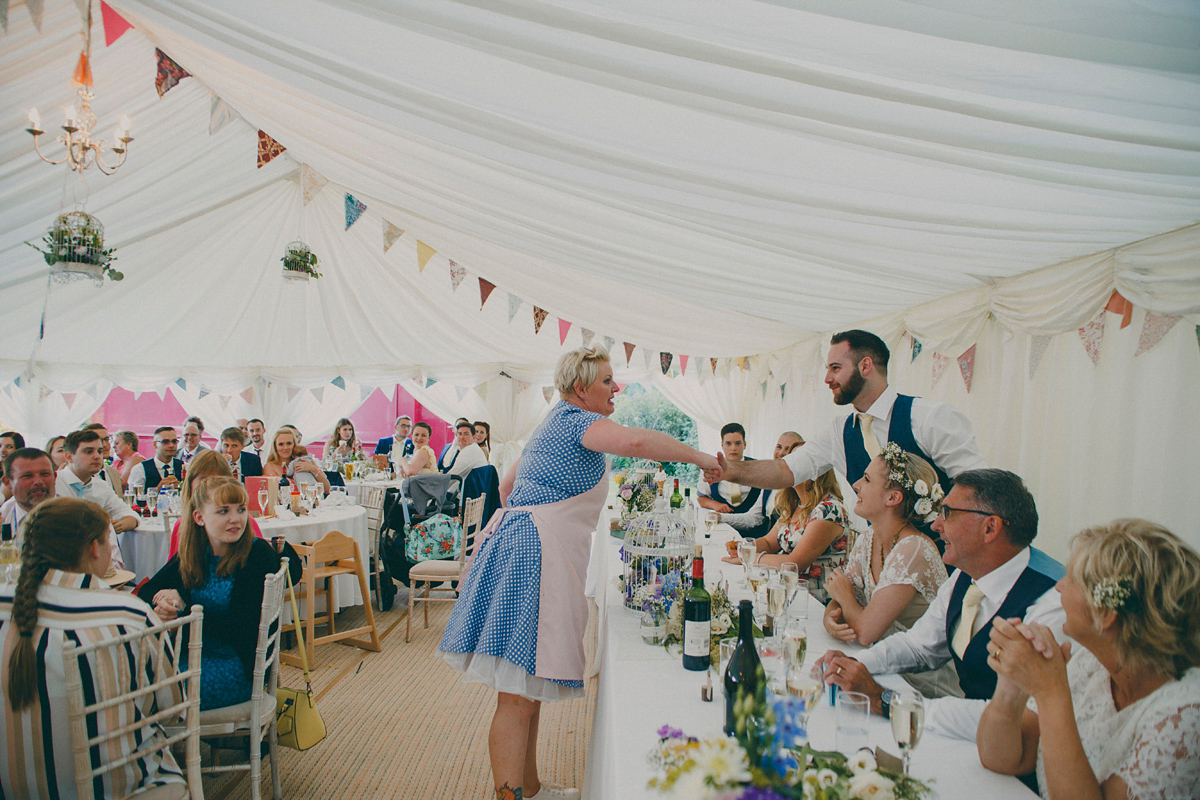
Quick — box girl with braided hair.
[1,497,184,798]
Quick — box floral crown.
[1091,577,1133,612]
[881,442,944,522]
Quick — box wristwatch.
[880,688,896,719]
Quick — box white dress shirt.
[855,547,1066,741]
[447,442,488,479]
[178,444,209,464]
[0,498,26,542]
[55,465,135,569]
[782,385,987,485]
[695,477,767,534]
[439,443,460,471]
[127,457,175,490]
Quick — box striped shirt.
[0,570,185,799]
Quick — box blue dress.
[438,402,605,701]
[187,552,253,711]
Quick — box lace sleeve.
[875,535,946,601]
[1117,678,1200,800]
[843,529,870,598]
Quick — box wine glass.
[890,689,925,775]
[703,511,719,535]
[782,617,807,670]
[786,662,823,729]
[746,565,768,620]
[779,562,800,609]
[737,538,757,586]
[766,575,787,633]
[258,488,270,516]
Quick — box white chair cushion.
[409,560,462,581]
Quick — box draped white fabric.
[0,379,113,447]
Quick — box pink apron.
[465,469,608,682]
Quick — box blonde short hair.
[1069,519,1200,679]
[554,346,611,399]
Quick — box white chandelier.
[26,88,132,176]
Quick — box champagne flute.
[779,562,800,608]
[747,565,768,621]
[258,488,270,516]
[703,511,719,534]
[782,617,807,670]
[766,576,787,634]
[737,537,757,586]
[890,689,925,776]
[786,663,824,728]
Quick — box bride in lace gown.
[823,445,962,698]
[977,519,1200,800]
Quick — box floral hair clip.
[882,442,912,489]
[881,442,944,522]
[1092,577,1133,611]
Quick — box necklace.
[874,522,912,574]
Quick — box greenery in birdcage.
[27,211,122,280]
[281,240,322,278]
[621,510,693,612]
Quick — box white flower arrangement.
[1092,576,1133,611]
[881,442,943,522]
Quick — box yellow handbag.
[276,567,327,750]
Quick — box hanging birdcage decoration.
[621,510,693,612]
[281,240,321,281]
[30,211,122,286]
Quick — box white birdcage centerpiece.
[281,240,321,280]
[28,211,122,286]
[621,510,693,612]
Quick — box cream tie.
[952,582,986,658]
[858,413,882,459]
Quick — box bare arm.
[707,453,795,490]
[401,448,431,478]
[582,418,716,470]
[758,518,842,570]
[499,459,519,505]
[834,581,918,646]
[977,679,1041,776]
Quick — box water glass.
[836,691,870,754]
[718,639,737,676]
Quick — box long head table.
[582,520,1034,799]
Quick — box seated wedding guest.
[442,421,488,479]
[724,459,849,599]
[264,427,330,495]
[44,435,68,470]
[474,420,492,462]
[246,418,269,464]
[397,421,438,477]
[56,430,136,567]
[220,426,262,481]
[977,519,1200,800]
[697,422,772,538]
[323,417,362,460]
[1,448,55,540]
[438,417,471,470]
[818,468,1065,741]
[766,430,805,522]
[237,418,250,437]
[0,431,23,461]
[128,426,183,490]
[81,422,123,495]
[0,498,185,798]
[112,430,145,489]
[139,477,300,711]
[375,415,414,462]
[167,449,262,559]
[179,416,208,464]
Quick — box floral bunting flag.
[479,278,496,308]
[331,375,345,390]
[311,386,324,402]
[957,344,977,393]
[1104,289,1134,329]
[624,342,636,365]
[219,395,232,410]
[155,49,190,97]
[456,385,469,403]
[1134,311,1181,356]
[344,193,367,229]
[542,386,554,403]
[240,387,254,404]
[931,353,950,387]
[602,336,615,353]
[26,0,43,31]
[383,221,404,253]
[198,389,210,401]
[1028,335,1052,379]
[300,164,327,204]
[515,379,531,394]
[209,97,237,135]
[256,130,286,168]
[1078,311,1105,366]
[416,241,437,272]
[659,352,673,374]
[100,1,133,45]
[449,260,466,291]
[533,306,548,334]
[558,318,571,345]
[911,336,923,363]
[286,387,300,402]
[581,328,594,348]
[679,355,689,375]
[507,294,521,323]
[710,357,719,374]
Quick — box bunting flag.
[219,394,232,410]
[931,353,950,387]
[711,357,719,374]
[624,342,636,365]
[344,193,367,229]
[331,375,345,390]
[62,392,76,409]
[475,381,489,402]
[449,260,466,291]
[286,387,300,402]
[300,164,327,204]
[425,377,438,389]
[71,52,93,87]
[240,387,254,404]
[957,345,977,393]
[780,383,787,402]
[533,306,548,334]
[1028,335,1052,380]
[155,49,190,97]
[911,336,923,363]
[26,0,43,31]
[1104,289,1134,329]
[383,221,404,253]
[256,130,286,168]
[581,328,594,348]
[154,387,167,401]
[737,357,749,372]
[679,355,689,375]
[659,352,673,375]
[507,294,521,323]
[360,386,374,403]
[515,379,531,394]
[643,348,655,373]
[558,318,571,345]
[542,386,554,403]
[602,336,615,353]
[1134,311,1181,356]
[479,278,496,308]
[209,97,237,135]
[175,378,187,390]
[456,385,469,402]
[198,389,210,401]
[1078,311,1105,366]
[417,241,437,272]
[101,1,133,45]
[1196,325,1200,355]
[311,386,324,402]
[761,380,768,401]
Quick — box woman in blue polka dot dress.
[439,346,717,800]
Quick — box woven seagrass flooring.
[202,587,597,800]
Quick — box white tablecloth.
[581,521,1034,799]
[118,506,370,610]
[343,478,404,504]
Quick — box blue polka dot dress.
[438,402,606,701]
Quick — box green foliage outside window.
[610,385,699,487]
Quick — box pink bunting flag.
[679,355,689,375]
[931,353,950,387]
[1078,311,1105,367]
[449,260,466,291]
[479,278,496,309]
[1134,311,1181,356]
[957,345,976,393]
[155,49,190,97]
[240,387,254,404]
[101,2,133,46]
[624,342,636,365]
[515,379,532,394]
[533,307,548,334]
[558,318,571,345]
[62,392,76,409]
[256,130,286,169]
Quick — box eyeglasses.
[157,438,178,445]
[938,505,1008,525]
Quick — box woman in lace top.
[977,519,1200,800]
[823,446,947,647]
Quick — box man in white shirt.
[127,427,182,491]
[437,417,472,472]
[179,416,209,465]
[696,423,772,538]
[818,469,1066,742]
[444,422,488,479]
[80,422,123,495]
[56,430,137,567]
[246,418,268,465]
[1,447,56,538]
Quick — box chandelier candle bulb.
[119,115,131,137]
[64,104,77,127]
[27,108,41,130]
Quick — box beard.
[830,367,865,405]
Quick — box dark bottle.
[670,479,683,510]
[723,599,762,736]
[682,545,711,671]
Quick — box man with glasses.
[128,427,183,490]
[819,468,1066,744]
[374,415,415,463]
[179,416,209,464]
